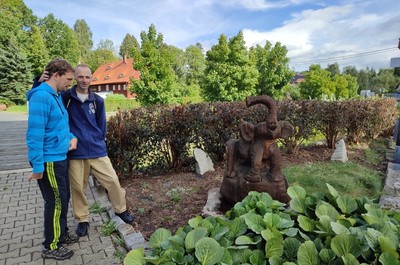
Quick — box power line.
[289,47,398,65]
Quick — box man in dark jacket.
[34,64,133,237]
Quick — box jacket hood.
[27,82,57,100]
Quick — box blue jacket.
[63,86,108,159]
[26,82,75,173]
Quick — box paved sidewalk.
[0,169,123,265]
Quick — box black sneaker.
[42,246,74,260]
[61,231,79,244]
[76,222,89,237]
[116,210,134,223]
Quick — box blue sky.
[24,0,400,72]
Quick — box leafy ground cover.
[121,141,388,241]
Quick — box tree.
[0,40,32,105]
[86,39,119,71]
[299,64,335,99]
[131,24,180,105]
[326,63,340,77]
[38,14,79,65]
[372,68,400,93]
[184,43,205,86]
[26,25,49,76]
[251,41,294,98]
[119,33,140,59]
[202,31,258,102]
[73,19,93,63]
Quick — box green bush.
[104,94,140,112]
[124,187,400,264]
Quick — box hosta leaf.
[287,186,307,199]
[290,197,307,214]
[298,215,315,232]
[379,252,400,265]
[341,253,360,265]
[337,195,358,214]
[185,227,208,251]
[249,249,266,265]
[195,237,224,265]
[149,228,171,249]
[331,234,362,258]
[297,241,320,265]
[242,212,266,234]
[123,248,145,265]
[266,237,284,258]
[235,235,262,245]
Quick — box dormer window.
[118,73,124,78]
[93,77,98,81]
[106,66,111,70]
[105,76,109,80]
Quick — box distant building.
[290,73,305,84]
[90,56,140,99]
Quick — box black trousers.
[37,159,70,250]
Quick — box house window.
[123,85,126,90]
[118,85,121,90]
[113,85,115,91]
[106,66,111,70]
[93,77,98,81]
[106,85,109,91]
[105,76,109,80]
[118,73,124,78]
[98,85,101,92]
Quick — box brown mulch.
[120,144,385,240]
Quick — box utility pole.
[394,38,400,163]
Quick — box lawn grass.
[283,161,384,199]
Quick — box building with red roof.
[90,56,140,99]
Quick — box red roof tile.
[91,57,140,85]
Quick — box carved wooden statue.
[220,95,294,204]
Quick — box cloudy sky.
[24,0,400,72]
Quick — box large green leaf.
[319,248,335,263]
[315,202,340,221]
[379,252,400,265]
[290,197,307,214]
[298,215,315,232]
[331,221,350,235]
[124,248,145,265]
[188,216,203,228]
[315,215,332,234]
[341,253,360,265]
[283,238,301,260]
[195,237,224,265]
[330,234,362,258]
[261,227,283,241]
[185,227,208,251]
[235,235,262,245]
[337,195,358,214]
[287,186,307,199]
[149,228,172,249]
[266,237,284,258]
[326,183,339,198]
[249,249,267,265]
[226,217,247,239]
[264,213,282,229]
[378,236,399,258]
[220,248,233,265]
[364,228,382,251]
[242,212,266,234]
[297,241,320,265]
